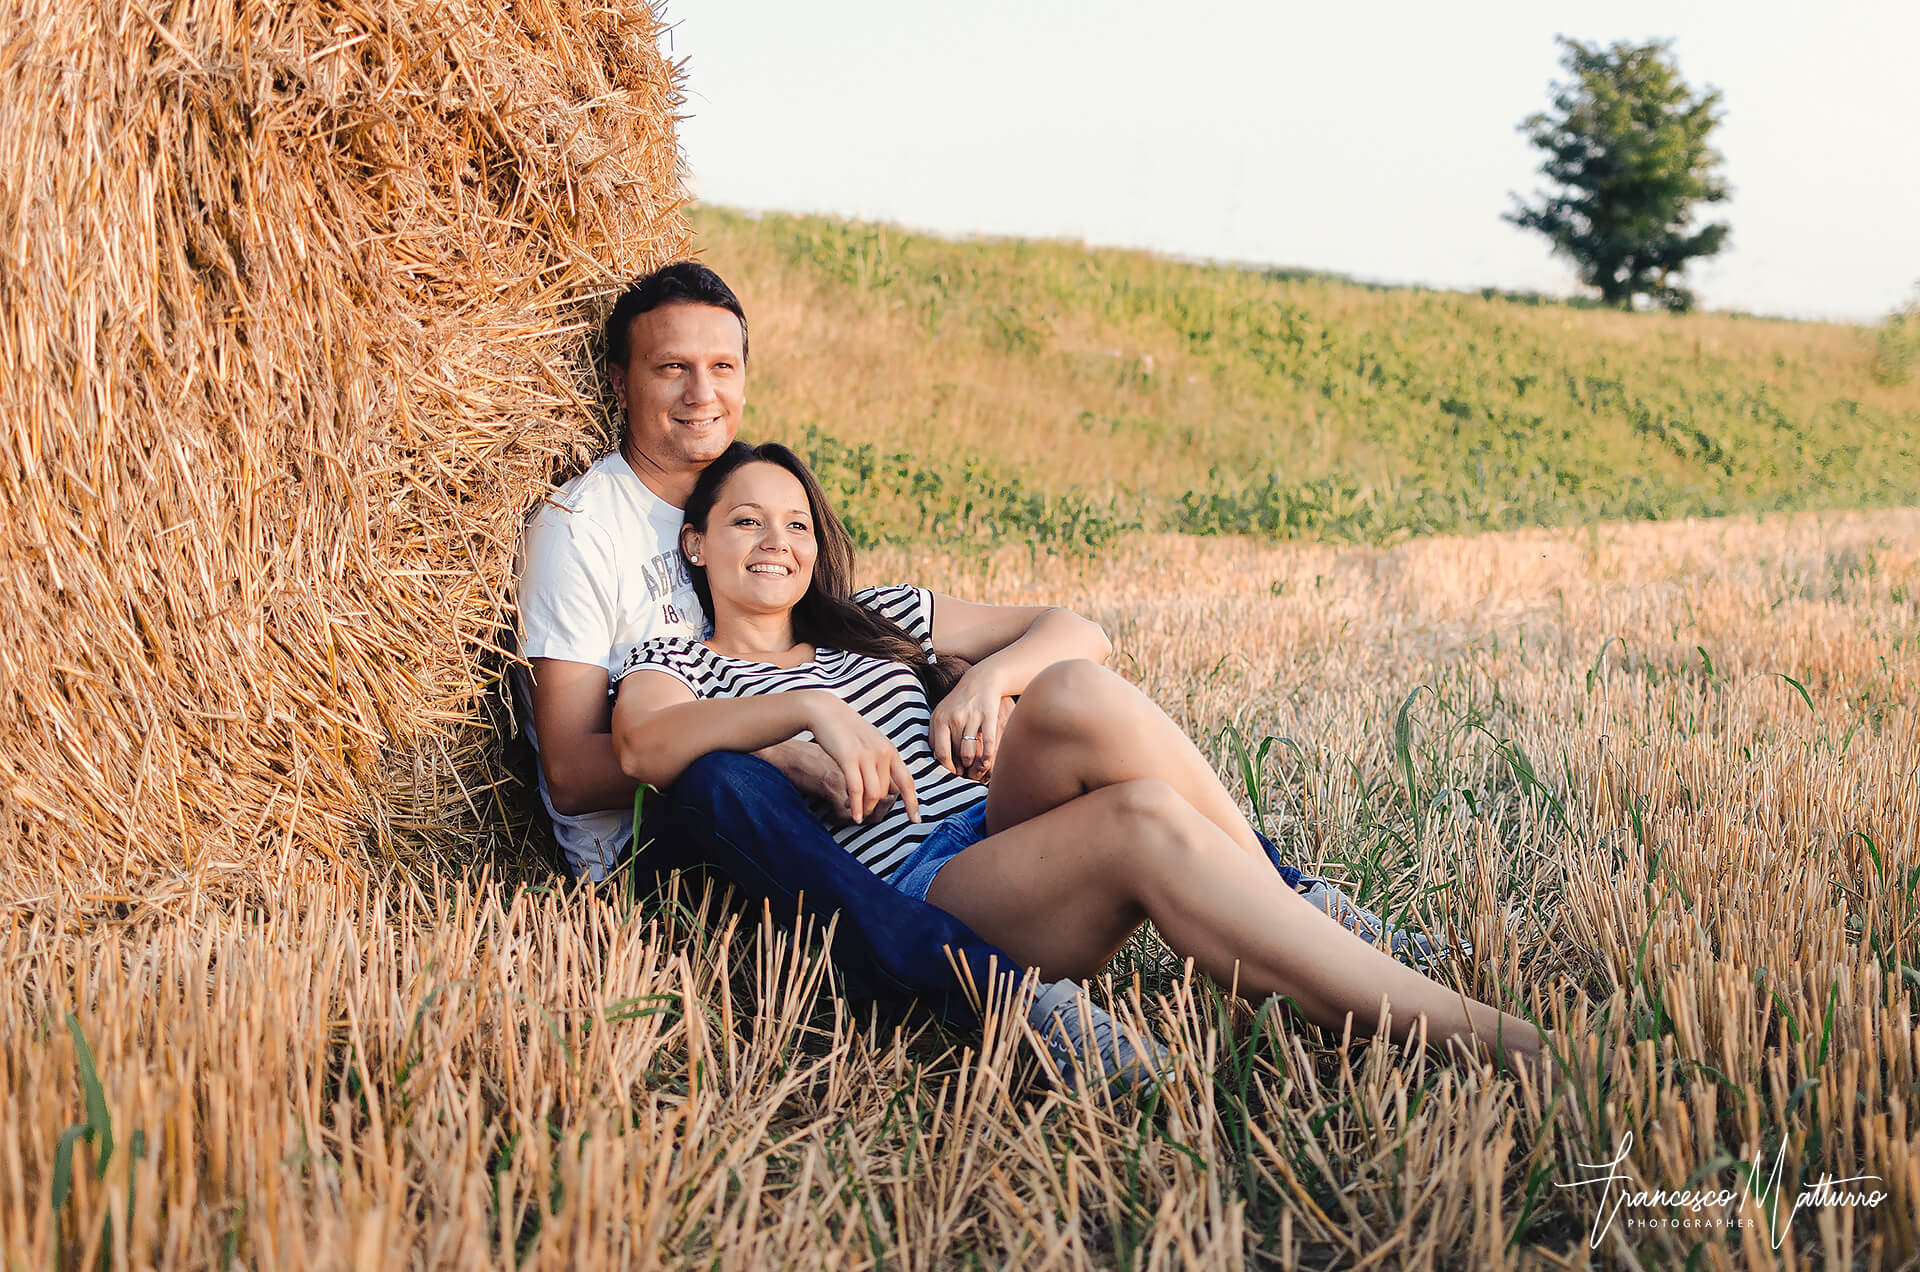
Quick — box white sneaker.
[1026,979,1171,1094]
[1297,878,1470,966]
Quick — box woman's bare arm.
[612,670,817,787]
[612,672,919,822]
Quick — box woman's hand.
[930,666,1017,782]
[800,690,920,824]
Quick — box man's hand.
[760,737,898,824]
[930,666,1018,782]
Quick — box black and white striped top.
[613,584,988,882]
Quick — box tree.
[1507,38,1730,312]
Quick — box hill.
[690,206,1919,548]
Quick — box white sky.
[663,0,1918,323]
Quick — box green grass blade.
[51,1123,87,1211]
[65,1014,112,1178]
[1393,687,1424,833]
[1773,672,1815,713]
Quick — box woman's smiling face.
[684,461,818,618]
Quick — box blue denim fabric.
[627,753,1014,1029]
[626,752,1307,1030]
[1259,837,1306,891]
[887,800,991,902]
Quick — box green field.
[692,206,1919,549]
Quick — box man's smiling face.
[613,301,746,479]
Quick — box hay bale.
[0,0,686,910]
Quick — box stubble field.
[9,507,1916,1269]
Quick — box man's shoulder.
[530,452,650,530]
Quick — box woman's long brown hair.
[681,442,966,704]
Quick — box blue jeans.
[627,752,1306,1030]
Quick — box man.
[518,262,1138,1073]
[515,262,1427,1083]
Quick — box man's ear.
[609,360,630,414]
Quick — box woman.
[611,442,1547,1078]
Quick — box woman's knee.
[1019,658,1128,734]
[1093,780,1214,869]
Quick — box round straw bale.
[0,0,687,911]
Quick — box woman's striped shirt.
[612,584,988,882]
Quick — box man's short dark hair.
[604,261,749,369]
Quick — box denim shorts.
[887,800,990,902]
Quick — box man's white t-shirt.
[516,451,705,878]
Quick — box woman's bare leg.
[987,659,1267,860]
[930,778,1544,1075]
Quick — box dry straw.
[0,0,686,911]
[6,512,1916,1267]
[5,0,1919,1264]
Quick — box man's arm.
[527,657,637,816]
[929,598,1113,686]
[924,597,1113,779]
[528,655,872,821]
